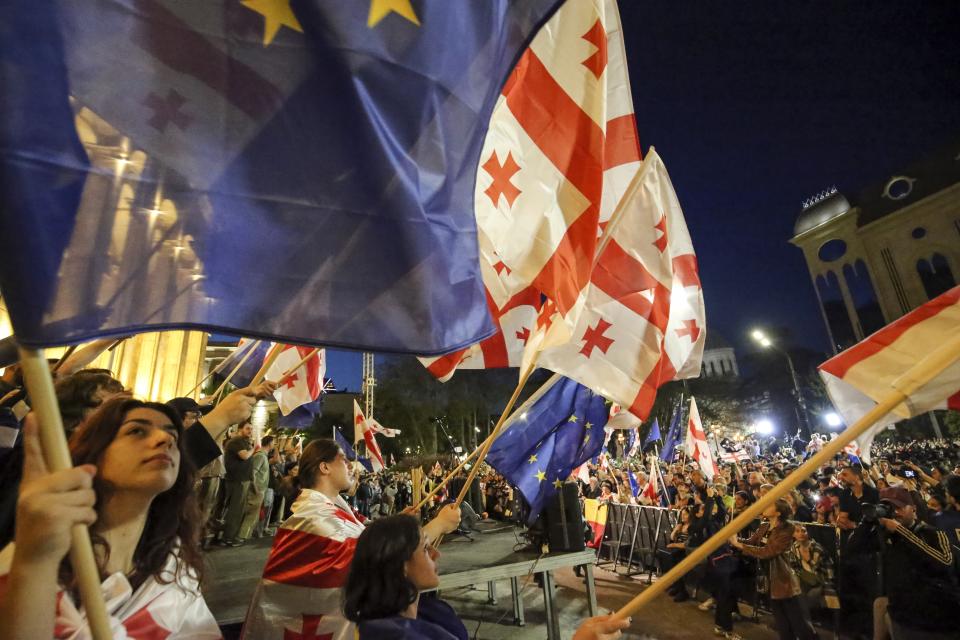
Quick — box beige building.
[700,331,739,378]
[790,142,960,354]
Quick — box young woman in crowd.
[660,506,695,602]
[344,514,631,639]
[729,498,817,640]
[0,398,220,639]
[243,439,461,639]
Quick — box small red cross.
[493,260,512,276]
[579,318,615,357]
[122,604,172,640]
[284,614,333,640]
[283,372,299,389]
[581,19,608,79]
[482,151,522,208]
[142,89,192,133]
[675,319,701,343]
[653,215,667,253]
[515,326,530,345]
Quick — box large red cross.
[581,19,608,79]
[284,614,333,640]
[143,89,192,133]
[482,151,521,208]
[579,318,614,357]
[675,318,701,343]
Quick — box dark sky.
[328,0,960,390]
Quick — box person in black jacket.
[848,486,957,639]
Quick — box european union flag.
[660,398,684,462]
[643,417,661,449]
[277,398,320,429]
[212,339,271,389]
[0,0,562,353]
[334,426,357,461]
[486,375,608,524]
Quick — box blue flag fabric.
[212,340,270,389]
[660,399,684,462]
[334,426,357,461]
[627,470,639,497]
[0,0,563,353]
[644,418,661,448]
[277,398,320,429]
[486,375,608,524]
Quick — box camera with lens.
[860,501,894,524]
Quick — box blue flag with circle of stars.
[486,374,608,524]
[0,0,563,354]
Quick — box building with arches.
[790,142,960,354]
[700,331,739,378]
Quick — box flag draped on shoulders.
[0,0,567,354]
[0,543,220,639]
[242,489,366,640]
[485,375,608,523]
[819,285,960,462]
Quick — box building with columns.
[790,142,960,354]
[700,331,739,379]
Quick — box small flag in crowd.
[644,418,661,450]
[583,498,608,549]
[366,417,400,438]
[819,285,960,463]
[843,441,863,465]
[0,1,569,355]
[685,397,718,480]
[660,397,684,462]
[213,339,271,388]
[642,465,658,503]
[266,346,325,416]
[627,470,639,496]
[353,401,384,472]
[278,399,320,430]
[333,428,357,462]
[485,375,608,523]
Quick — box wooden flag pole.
[612,332,960,621]
[411,431,496,512]
[453,362,538,507]
[273,347,321,387]
[50,344,78,374]
[18,347,113,640]
[250,343,283,386]
[209,340,262,403]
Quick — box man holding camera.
[851,486,957,639]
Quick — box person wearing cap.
[850,486,957,639]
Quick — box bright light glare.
[520,412,528,421]
[824,412,843,428]
[760,337,772,348]
[755,419,774,435]
[751,329,766,342]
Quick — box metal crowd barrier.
[598,504,678,581]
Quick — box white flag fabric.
[367,417,400,438]
[419,0,643,382]
[242,489,366,640]
[538,150,706,419]
[685,397,718,481]
[353,400,385,471]
[267,346,325,416]
[819,285,960,462]
[0,544,219,639]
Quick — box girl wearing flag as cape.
[0,399,220,639]
[242,439,461,640]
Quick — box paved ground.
[204,525,830,639]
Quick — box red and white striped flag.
[685,397,718,481]
[353,400,385,471]
[819,285,960,462]
[266,345,325,416]
[420,0,642,381]
[242,489,366,640]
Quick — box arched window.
[842,260,885,335]
[917,253,956,300]
[816,271,857,351]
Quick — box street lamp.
[751,328,811,437]
[755,419,774,435]
[824,412,843,429]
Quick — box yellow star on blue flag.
[368,0,420,28]
[568,414,578,423]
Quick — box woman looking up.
[0,398,219,639]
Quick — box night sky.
[327,0,960,390]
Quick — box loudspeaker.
[542,483,585,552]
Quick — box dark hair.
[294,438,341,490]
[66,397,202,591]
[772,498,793,521]
[945,474,960,502]
[55,371,125,433]
[343,514,421,622]
[261,435,275,448]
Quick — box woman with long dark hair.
[0,397,219,639]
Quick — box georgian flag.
[420,0,643,382]
[685,397,718,481]
[265,345,325,416]
[242,489,366,640]
[641,457,659,503]
[819,285,960,463]
[353,400,384,471]
[367,417,400,438]
[0,544,220,639]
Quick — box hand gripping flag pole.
[18,346,113,640]
[611,330,960,622]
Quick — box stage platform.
[203,521,596,639]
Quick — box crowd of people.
[0,359,628,640]
[574,433,960,640]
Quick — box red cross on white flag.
[685,397,718,481]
